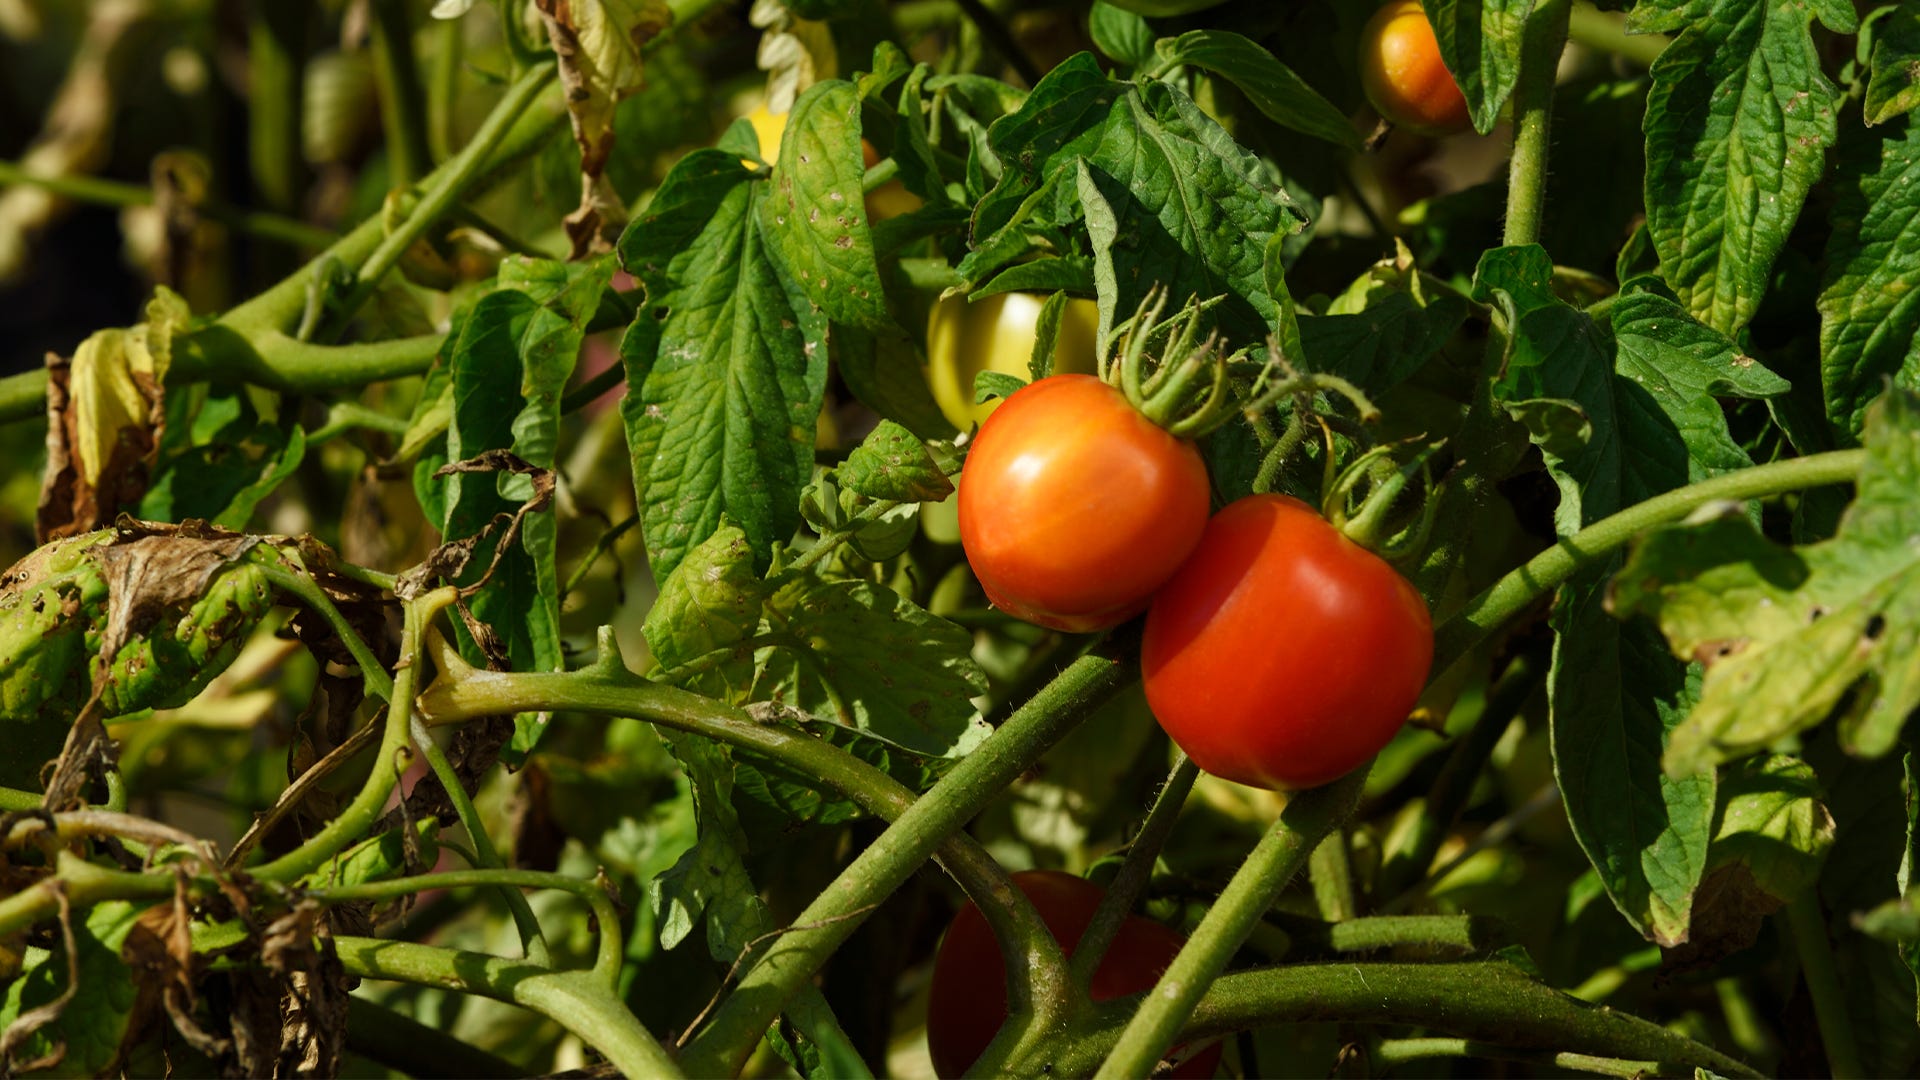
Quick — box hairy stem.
[1092,771,1367,1078]
[1070,754,1199,991]
[1503,0,1571,248]
[1368,1037,1663,1079]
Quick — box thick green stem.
[1430,449,1865,680]
[1070,755,1199,992]
[332,936,679,1077]
[369,0,434,187]
[1369,1037,1663,1079]
[418,629,1073,1041]
[321,60,557,338]
[0,851,174,938]
[1309,830,1357,922]
[1377,651,1545,899]
[426,17,464,164]
[1786,894,1863,1079]
[1092,771,1367,1079]
[1056,961,1760,1078]
[1503,0,1570,248]
[315,867,621,988]
[677,647,1138,1079]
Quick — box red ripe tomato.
[926,870,1221,1078]
[1142,494,1433,790]
[958,375,1210,633]
[1359,0,1472,136]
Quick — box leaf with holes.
[1612,388,1920,775]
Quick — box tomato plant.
[1,1,1917,1078]
[928,870,1221,1078]
[1359,0,1472,135]
[1142,494,1433,790]
[958,373,1209,632]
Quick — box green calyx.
[1325,439,1446,560]
[1103,287,1245,439]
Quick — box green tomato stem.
[1785,893,1865,1080]
[1069,753,1200,992]
[0,158,335,249]
[314,866,625,989]
[678,645,1139,1079]
[406,714,552,968]
[248,588,455,884]
[1429,448,1867,681]
[418,626,1080,1054]
[1503,0,1571,248]
[1308,829,1357,922]
[332,936,680,1078]
[1060,960,1761,1078]
[1091,770,1367,1079]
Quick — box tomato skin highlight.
[1359,0,1472,135]
[958,375,1210,633]
[925,292,1101,431]
[1142,494,1434,790]
[926,870,1220,1079]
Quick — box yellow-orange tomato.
[1359,1,1472,135]
[744,104,787,165]
[925,292,1101,431]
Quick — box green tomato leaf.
[841,420,953,502]
[0,901,145,1077]
[642,522,766,696]
[758,80,889,331]
[1089,1,1154,68]
[1423,0,1532,135]
[972,256,1095,300]
[1152,30,1362,150]
[972,370,1027,404]
[1818,117,1920,444]
[1612,388,1920,773]
[1302,248,1468,396]
[1476,248,1786,946]
[1709,754,1835,903]
[1075,83,1308,353]
[618,148,828,583]
[1642,0,1840,336]
[754,574,989,757]
[971,52,1128,243]
[1867,7,1920,125]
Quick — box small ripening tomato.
[1142,494,1433,790]
[958,375,1209,633]
[743,103,787,166]
[927,870,1220,1078]
[1359,0,1472,135]
[926,292,1101,431]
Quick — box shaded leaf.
[1818,117,1920,443]
[1867,7,1920,125]
[1152,30,1361,150]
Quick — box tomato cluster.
[927,870,1222,1078]
[952,313,1433,791]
